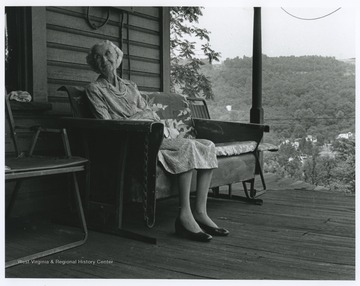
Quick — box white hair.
[86,40,123,73]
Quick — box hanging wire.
[118,11,124,50]
[118,11,124,78]
[265,117,355,121]
[281,7,342,21]
[126,12,131,80]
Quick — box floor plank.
[5,174,355,280]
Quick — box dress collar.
[96,75,130,88]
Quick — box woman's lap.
[158,138,218,174]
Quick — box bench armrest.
[60,117,164,228]
[193,118,269,144]
[61,117,164,134]
[60,117,164,168]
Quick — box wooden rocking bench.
[188,97,279,196]
[59,86,273,237]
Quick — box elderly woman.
[85,40,229,242]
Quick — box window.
[5,7,33,95]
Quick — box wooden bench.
[188,97,279,195]
[59,86,272,233]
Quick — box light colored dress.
[85,75,218,174]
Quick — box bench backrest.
[142,92,197,138]
[61,87,199,138]
[60,86,197,120]
[188,98,211,119]
[58,86,94,118]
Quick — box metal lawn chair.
[5,94,89,268]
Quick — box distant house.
[305,135,317,143]
[283,135,317,150]
[319,144,336,159]
[337,132,354,140]
[282,139,299,149]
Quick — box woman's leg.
[177,170,202,233]
[193,169,218,228]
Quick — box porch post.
[250,7,263,124]
[31,7,48,101]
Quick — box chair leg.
[6,180,23,218]
[243,180,251,199]
[115,137,128,230]
[243,179,258,199]
[71,173,88,242]
[258,166,267,191]
[5,172,88,269]
[228,184,232,198]
[212,186,220,197]
[212,180,263,205]
[67,173,75,210]
[85,162,91,212]
[255,152,267,191]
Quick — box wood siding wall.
[43,6,169,114]
[6,6,170,216]
[6,6,169,154]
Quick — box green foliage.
[203,55,355,141]
[170,7,220,98]
[302,138,355,193]
[263,141,303,179]
[264,137,355,193]
[199,52,355,193]
[303,154,336,186]
[330,138,355,193]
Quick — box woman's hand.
[129,110,160,121]
[165,127,180,139]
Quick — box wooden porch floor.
[5,174,355,280]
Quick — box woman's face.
[93,43,119,77]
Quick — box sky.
[1,0,358,61]
[194,6,356,61]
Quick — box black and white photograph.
[2,0,358,284]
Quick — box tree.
[170,7,220,99]
[303,149,320,185]
[330,138,355,193]
[292,124,306,139]
[266,141,303,179]
[303,149,335,187]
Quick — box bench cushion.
[215,141,257,157]
[150,153,257,200]
[142,92,196,138]
[258,142,279,152]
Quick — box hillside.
[201,55,355,144]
